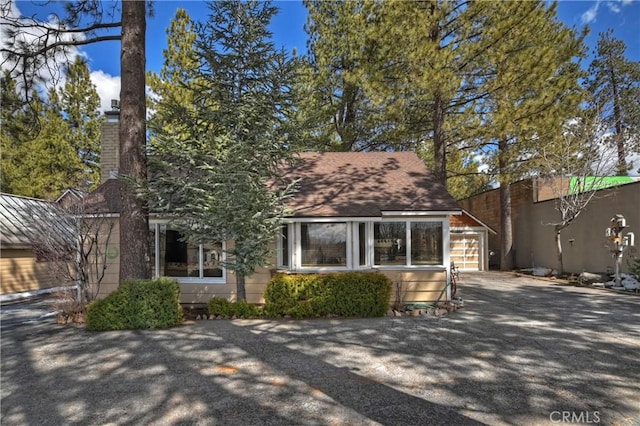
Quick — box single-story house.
[81,112,496,306]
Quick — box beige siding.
[95,219,120,298]
[179,264,274,305]
[96,228,450,307]
[381,269,448,305]
[0,249,56,294]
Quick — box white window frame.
[293,220,352,272]
[280,217,449,272]
[371,218,449,269]
[150,221,226,284]
[276,223,293,269]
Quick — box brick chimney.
[100,100,120,184]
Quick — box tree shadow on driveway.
[1,271,638,425]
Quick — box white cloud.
[607,2,621,13]
[90,70,121,113]
[0,2,85,92]
[581,1,601,24]
[606,0,635,13]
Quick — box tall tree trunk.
[236,271,247,302]
[119,0,150,282]
[428,3,447,187]
[499,179,514,271]
[555,225,564,276]
[433,91,447,186]
[609,65,627,174]
[498,138,513,271]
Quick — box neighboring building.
[0,194,66,294]
[459,178,640,274]
[86,111,495,305]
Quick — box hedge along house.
[87,109,469,305]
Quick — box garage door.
[450,233,480,271]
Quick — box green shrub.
[230,300,262,318]
[324,272,392,317]
[263,273,325,317]
[630,256,640,281]
[208,297,233,317]
[86,278,183,331]
[263,272,392,318]
[208,297,262,318]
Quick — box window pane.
[374,222,406,266]
[301,223,347,267]
[359,222,367,266]
[281,225,289,267]
[165,230,189,277]
[187,246,200,277]
[161,229,223,279]
[149,224,156,277]
[411,222,443,265]
[202,242,223,277]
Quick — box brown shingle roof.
[83,153,460,217]
[81,179,123,214]
[285,152,460,217]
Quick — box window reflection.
[301,223,347,267]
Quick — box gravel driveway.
[2,272,639,425]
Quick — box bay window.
[279,219,446,270]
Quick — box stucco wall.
[516,182,639,274]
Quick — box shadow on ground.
[1,272,639,425]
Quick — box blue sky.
[8,0,640,113]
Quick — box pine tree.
[0,72,34,193]
[2,0,151,281]
[1,61,102,198]
[299,1,513,195]
[8,89,85,199]
[472,1,586,270]
[60,56,103,188]
[300,0,391,151]
[586,30,640,175]
[148,0,300,301]
[147,8,207,141]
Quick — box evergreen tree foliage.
[586,30,640,175]
[299,0,524,197]
[299,0,389,152]
[147,8,206,141]
[470,1,586,269]
[60,56,102,187]
[1,72,34,193]
[7,89,84,199]
[1,64,102,198]
[147,1,301,301]
[2,0,151,281]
